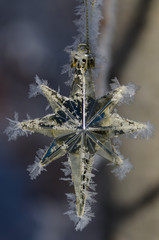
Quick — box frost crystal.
[27,147,48,180]
[110,78,138,105]
[111,159,133,180]
[4,112,32,141]
[28,75,48,98]
[129,121,155,140]
[138,121,155,140]
[110,77,120,90]
[27,161,46,180]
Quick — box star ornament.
[5,44,154,225]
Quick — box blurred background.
[0,0,159,239]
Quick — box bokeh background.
[0,0,159,239]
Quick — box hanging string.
[84,0,90,50]
[84,0,96,51]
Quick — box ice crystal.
[4,112,32,141]
[27,147,48,180]
[28,75,48,98]
[111,159,133,181]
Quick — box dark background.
[0,0,158,239]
